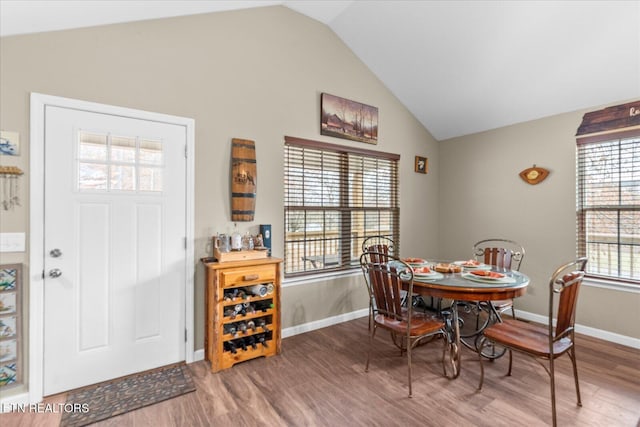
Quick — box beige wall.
[0,4,439,396]
[438,106,640,338]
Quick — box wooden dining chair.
[473,238,525,318]
[454,239,526,358]
[477,257,588,427]
[361,235,396,330]
[360,252,449,397]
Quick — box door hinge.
[185,329,188,342]
[184,145,188,158]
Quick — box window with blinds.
[576,132,640,283]
[284,136,400,277]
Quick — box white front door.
[42,105,187,395]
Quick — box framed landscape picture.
[321,93,378,144]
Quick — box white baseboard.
[282,308,369,338]
[515,309,640,349]
[192,349,205,362]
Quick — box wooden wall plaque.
[519,165,549,185]
[231,138,257,221]
[576,100,640,137]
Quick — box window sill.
[283,269,361,288]
[584,277,640,294]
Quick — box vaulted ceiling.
[2,0,639,140]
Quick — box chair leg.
[510,304,517,320]
[569,346,582,407]
[365,325,377,372]
[507,349,513,376]
[550,357,557,427]
[441,332,447,377]
[477,339,486,391]
[407,337,413,398]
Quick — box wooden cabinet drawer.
[220,265,275,288]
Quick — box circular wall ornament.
[519,165,549,185]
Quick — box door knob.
[49,268,62,278]
[50,248,63,258]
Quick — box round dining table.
[411,266,530,379]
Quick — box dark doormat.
[59,362,196,427]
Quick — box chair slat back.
[362,236,396,257]
[365,244,391,263]
[484,247,512,269]
[548,257,588,341]
[360,253,413,322]
[473,238,525,271]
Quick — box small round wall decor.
[519,165,549,185]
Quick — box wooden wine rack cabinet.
[203,257,282,372]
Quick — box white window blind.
[284,136,399,277]
[576,132,640,283]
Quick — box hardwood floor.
[2,317,639,426]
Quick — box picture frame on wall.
[320,93,378,144]
[415,156,428,174]
[0,131,20,156]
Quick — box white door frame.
[28,93,195,404]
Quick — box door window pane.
[79,132,107,161]
[78,163,108,190]
[140,139,163,165]
[139,167,163,192]
[110,165,135,191]
[111,136,136,163]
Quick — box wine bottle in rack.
[256,318,269,332]
[256,333,269,348]
[236,321,248,335]
[224,340,238,354]
[246,335,257,350]
[244,302,256,315]
[237,337,247,351]
[224,323,238,336]
[223,288,239,301]
[254,300,273,312]
[237,289,248,300]
[247,284,268,297]
[247,320,256,332]
[266,283,274,295]
[234,303,246,317]
[223,308,237,319]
